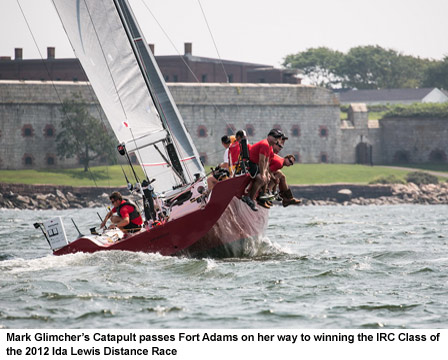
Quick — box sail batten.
[52,0,204,193]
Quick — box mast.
[113,0,186,184]
[51,0,205,193]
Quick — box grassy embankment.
[0,164,447,187]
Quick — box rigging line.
[80,0,128,121]
[17,0,65,107]
[82,0,148,180]
[18,0,106,207]
[120,1,193,184]
[50,1,119,181]
[115,0,183,186]
[197,0,229,83]
[138,0,232,125]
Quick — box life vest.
[116,199,141,222]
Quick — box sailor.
[101,192,143,233]
[268,140,301,207]
[207,135,234,189]
[242,129,283,211]
[228,130,246,174]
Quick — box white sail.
[52,0,204,193]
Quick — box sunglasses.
[276,143,283,149]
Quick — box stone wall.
[0,81,105,169]
[0,81,341,169]
[380,117,448,164]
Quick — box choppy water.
[1,205,447,329]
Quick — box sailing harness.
[116,199,142,226]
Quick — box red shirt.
[249,139,274,164]
[269,154,284,172]
[113,201,143,225]
[228,141,241,165]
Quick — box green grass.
[0,165,145,187]
[0,164,446,186]
[386,163,448,173]
[281,164,439,185]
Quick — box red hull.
[53,175,269,257]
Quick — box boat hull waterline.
[53,176,269,257]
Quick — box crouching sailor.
[101,191,143,233]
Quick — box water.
[1,205,447,329]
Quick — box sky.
[1,0,447,67]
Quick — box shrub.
[369,175,405,185]
[406,171,439,185]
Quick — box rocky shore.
[0,182,447,210]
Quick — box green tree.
[56,95,117,171]
[422,56,448,88]
[339,45,428,89]
[284,45,431,89]
[283,47,345,88]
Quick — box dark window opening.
[197,126,207,138]
[24,156,33,166]
[201,74,207,83]
[199,153,208,165]
[173,75,178,82]
[46,156,55,165]
[129,152,138,164]
[291,125,300,137]
[22,125,34,137]
[44,125,55,138]
[245,125,255,137]
[165,75,169,81]
[319,126,328,138]
[393,150,410,164]
[320,153,328,163]
[226,124,236,136]
[429,149,447,163]
[227,74,233,83]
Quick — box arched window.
[129,152,139,164]
[46,155,56,166]
[245,124,255,137]
[429,149,447,163]
[319,125,328,138]
[293,152,301,163]
[393,150,410,163]
[320,152,328,163]
[291,125,300,137]
[199,152,208,165]
[226,124,236,136]
[197,125,208,138]
[23,153,34,166]
[44,124,56,138]
[22,124,34,137]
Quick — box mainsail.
[52,0,204,193]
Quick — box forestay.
[52,0,204,193]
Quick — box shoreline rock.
[0,182,447,210]
[290,183,448,206]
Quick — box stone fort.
[0,80,447,170]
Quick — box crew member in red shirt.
[267,140,301,207]
[241,129,283,211]
[101,191,143,233]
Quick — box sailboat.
[38,0,269,258]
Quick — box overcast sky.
[1,0,447,67]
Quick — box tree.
[283,47,345,88]
[284,45,431,89]
[339,46,429,89]
[422,56,448,89]
[56,94,117,171]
